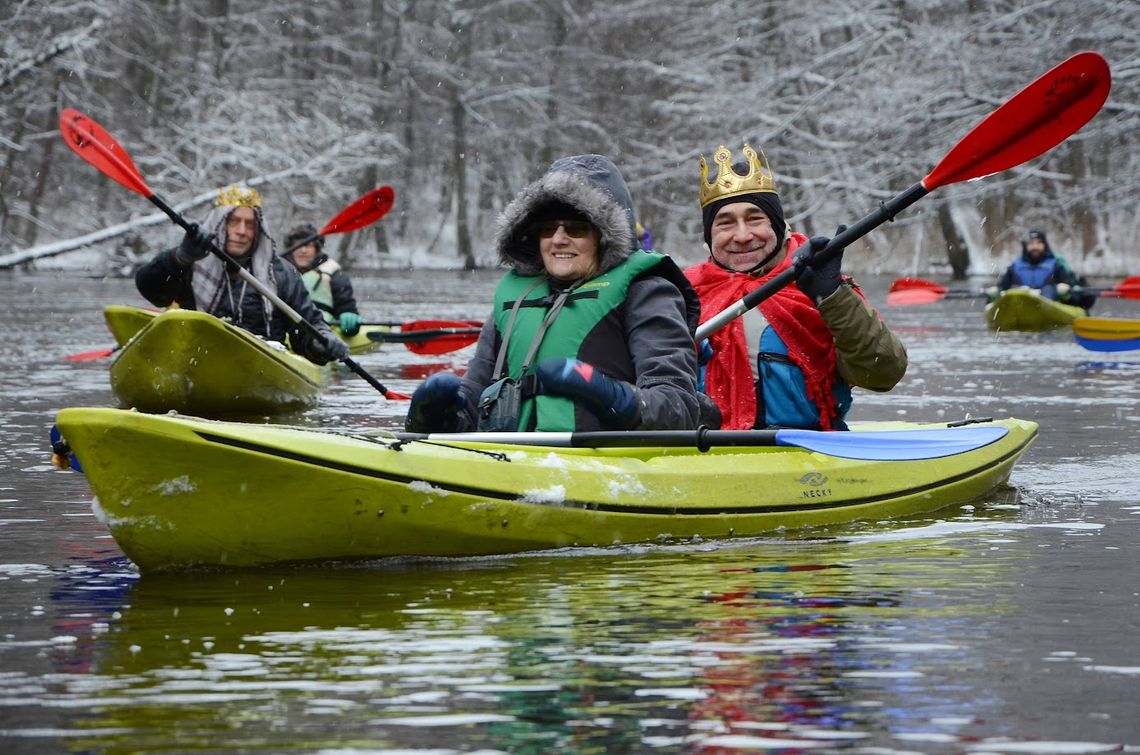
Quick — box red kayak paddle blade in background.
[886,288,950,307]
[321,185,395,235]
[404,332,481,355]
[64,347,116,362]
[886,277,946,306]
[1109,276,1140,300]
[401,319,483,332]
[889,277,947,295]
[398,320,482,355]
[923,51,1111,190]
[59,109,152,197]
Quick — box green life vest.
[491,250,665,431]
[301,259,339,324]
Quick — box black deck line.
[194,425,1038,516]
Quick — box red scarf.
[686,233,840,430]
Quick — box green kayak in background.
[109,309,324,417]
[984,288,1086,331]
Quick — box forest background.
[1,0,1136,278]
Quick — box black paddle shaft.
[399,427,785,452]
[147,194,398,398]
[696,181,931,340]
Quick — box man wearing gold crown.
[134,184,349,365]
[685,145,907,431]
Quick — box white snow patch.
[407,480,450,497]
[607,476,647,497]
[519,485,566,504]
[536,452,569,470]
[154,476,195,495]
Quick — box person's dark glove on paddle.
[795,224,848,305]
[175,222,215,266]
[305,331,350,365]
[406,372,467,432]
[535,358,641,429]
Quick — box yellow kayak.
[103,304,390,355]
[103,304,159,346]
[1072,316,1140,352]
[109,309,324,417]
[984,288,1085,331]
[53,407,1038,572]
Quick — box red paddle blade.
[64,347,115,362]
[404,331,481,355]
[59,109,152,197]
[397,320,482,355]
[320,185,395,235]
[401,319,483,332]
[886,288,948,307]
[1112,277,1140,300]
[889,277,946,294]
[923,52,1111,190]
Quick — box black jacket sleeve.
[329,269,360,317]
[135,248,194,308]
[271,259,336,361]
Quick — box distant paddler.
[281,223,363,337]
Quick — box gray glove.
[306,331,350,365]
[175,223,215,265]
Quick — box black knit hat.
[1021,229,1050,255]
[284,223,324,253]
[701,160,786,250]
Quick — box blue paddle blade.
[1075,335,1140,353]
[49,424,84,473]
[775,425,1009,461]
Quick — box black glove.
[406,373,468,432]
[305,331,350,365]
[175,223,215,265]
[795,224,848,304]
[535,358,641,429]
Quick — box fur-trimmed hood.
[495,154,638,277]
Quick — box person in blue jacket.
[989,229,1095,310]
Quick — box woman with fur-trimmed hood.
[406,154,710,433]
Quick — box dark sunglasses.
[535,219,593,239]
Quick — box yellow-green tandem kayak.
[984,288,1085,331]
[109,309,324,417]
[103,304,391,355]
[54,407,1038,573]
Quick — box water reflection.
[14,523,1048,752]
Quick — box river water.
[2,269,1138,754]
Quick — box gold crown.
[698,144,778,208]
[215,184,262,208]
